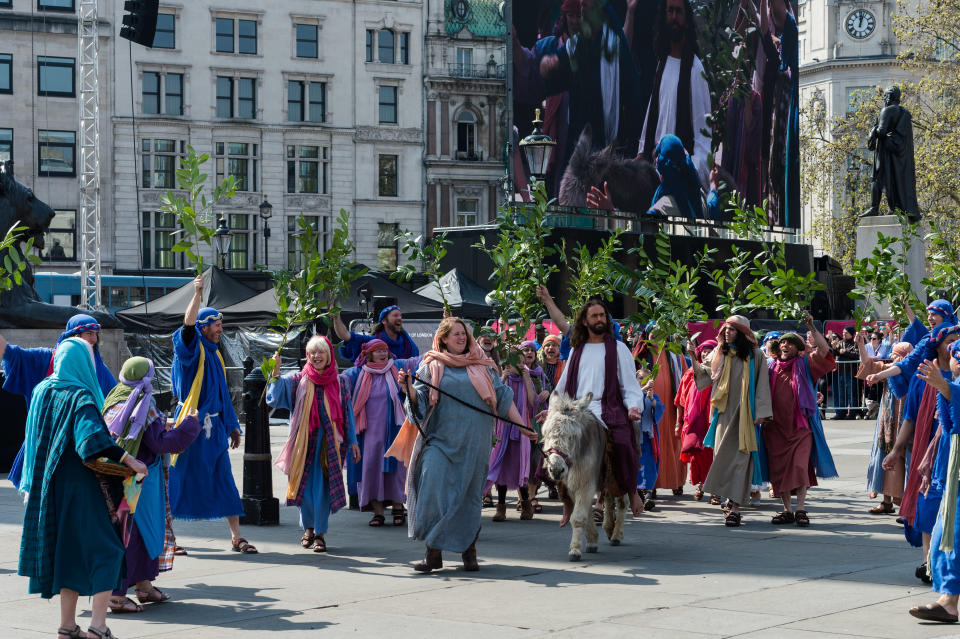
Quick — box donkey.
[541,391,629,561]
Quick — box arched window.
[456,110,477,159]
[378,29,395,64]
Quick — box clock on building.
[846,9,876,39]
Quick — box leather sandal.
[301,530,315,548]
[313,534,327,553]
[724,511,742,527]
[771,511,795,525]
[909,603,959,623]
[231,537,258,554]
[794,510,810,527]
[87,626,117,639]
[108,596,143,614]
[135,586,170,604]
[57,625,85,639]
[368,514,386,527]
[868,502,894,515]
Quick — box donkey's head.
[541,391,596,483]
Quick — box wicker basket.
[84,458,135,478]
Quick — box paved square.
[0,418,953,638]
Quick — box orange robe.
[653,350,688,489]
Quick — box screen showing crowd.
[511,0,799,227]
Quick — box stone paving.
[1,417,957,638]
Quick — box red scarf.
[900,382,939,524]
[303,357,344,438]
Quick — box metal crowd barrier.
[819,357,885,419]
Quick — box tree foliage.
[847,219,922,328]
[564,228,624,313]
[0,224,41,295]
[392,230,452,313]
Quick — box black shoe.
[916,562,932,584]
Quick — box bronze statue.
[0,161,117,327]
[860,86,920,223]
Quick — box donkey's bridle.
[546,447,572,467]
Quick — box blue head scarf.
[762,331,782,345]
[58,314,101,346]
[648,135,703,220]
[49,337,106,407]
[197,307,223,329]
[950,340,960,365]
[925,323,960,360]
[378,305,400,323]
[928,299,957,325]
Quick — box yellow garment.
[710,350,758,454]
[938,433,960,551]
[170,347,227,466]
[285,383,315,501]
[123,476,142,512]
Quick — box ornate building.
[424,0,507,232]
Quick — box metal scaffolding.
[77,0,102,309]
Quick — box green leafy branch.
[162,145,237,275]
[0,223,42,295]
[923,217,960,304]
[259,210,368,385]
[849,221,921,330]
[565,228,624,312]
[392,230,452,313]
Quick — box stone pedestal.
[1,327,128,372]
[855,215,925,318]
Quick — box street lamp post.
[213,216,233,269]
[518,108,556,184]
[258,195,273,269]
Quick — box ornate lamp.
[519,108,556,181]
[258,195,273,267]
[213,216,233,269]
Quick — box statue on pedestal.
[0,161,117,328]
[860,86,921,223]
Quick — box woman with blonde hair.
[267,335,360,553]
[398,317,529,572]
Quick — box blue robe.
[930,379,960,595]
[167,326,244,520]
[890,318,935,398]
[5,343,116,489]
[902,372,949,546]
[339,330,419,362]
[637,392,665,490]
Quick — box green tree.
[392,231,452,314]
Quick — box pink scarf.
[352,359,405,434]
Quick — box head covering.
[378,305,401,323]
[932,324,960,348]
[928,299,957,325]
[724,315,757,345]
[542,334,561,348]
[355,338,390,367]
[695,339,717,359]
[48,337,105,407]
[644,321,657,334]
[950,340,960,364]
[520,340,538,351]
[648,134,703,220]
[197,307,222,328]
[892,341,913,358]
[57,313,101,345]
[843,325,856,336]
[762,331,782,345]
[779,332,806,352]
[103,356,155,443]
[561,0,581,12]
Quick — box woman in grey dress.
[400,317,530,573]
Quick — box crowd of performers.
[6,276,960,637]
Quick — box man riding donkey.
[546,296,649,522]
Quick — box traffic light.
[119,0,159,48]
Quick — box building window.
[141,211,181,269]
[287,215,329,270]
[215,18,234,52]
[287,81,325,123]
[38,130,75,177]
[365,30,374,62]
[141,139,183,189]
[456,110,477,159]
[378,29,395,64]
[227,213,252,269]
[216,142,258,192]
[456,47,472,74]
[377,222,398,270]
[378,154,398,197]
[238,19,257,54]
[38,0,74,10]
[237,77,255,118]
[378,85,397,124]
[216,76,233,117]
[286,145,328,194]
[400,32,410,64]
[153,13,175,49]
[144,72,184,116]
[456,199,479,226]
[42,209,76,261]
[0,128,11,162]
[37,56,75,97]
[296,24,318,58]
[0,54,11,94]
[846,86,873,113]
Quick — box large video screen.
[511,0,800,227]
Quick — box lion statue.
[0,161,117,328]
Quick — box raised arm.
[854,330,872,363]
[184,274,203,327]
[804,313,829,357]
[536,285,570,334]
[332,312,351,343]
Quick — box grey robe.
[695,346,773,505]
[405,365,513,552]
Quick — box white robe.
[556,341,645,424]
[637,54,713,186]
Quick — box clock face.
[846,9,876,39]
